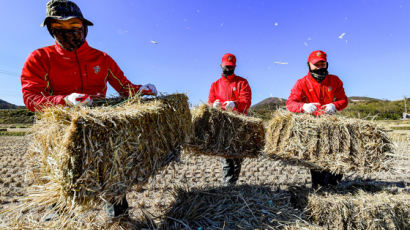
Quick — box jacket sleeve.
[332,78,348,111]
[234,79,252,115]
[21,51,66,112]
[286,79,305,113]
[208,82,216,106]
[106,55,141,97]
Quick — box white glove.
[64,93,92,107]
[139,84,157,96]
[302,103,319,114]
[323,103,337,114]
[212,100,221,109]
[223,101,235,112]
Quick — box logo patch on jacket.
[93,66,101,74]
[233,87,236,91]
[328,86,332,92]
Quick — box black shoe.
[105,196,129,220]
[221,158,242,186]
[311,169,343,189]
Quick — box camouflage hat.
[41,0,93,27]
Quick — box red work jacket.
[208,74,252,115]
[21,41,141,111]
[286,73,348,115]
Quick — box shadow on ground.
[159,184,308,230]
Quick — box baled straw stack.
[306,190,410,230]
[187,104,265,158]
[30,94,191,204]
[264,110,394,174]
[161,185,311,229]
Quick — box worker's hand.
[139,84,157,96]
[64,93,92,107]
[323,103,337,114]
[212,99,221,109]
[302,103,320,114]
[223,101,235,112]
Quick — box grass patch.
[0,131,27,136]
[0,109,34,124]
[390,126,410,130]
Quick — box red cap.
[221,53,236,66]
[308,50,327,64]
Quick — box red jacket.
[286,73,348,115]
[208,74,252,115]
[21,41,141,112]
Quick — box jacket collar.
[221,73,236,82]
[54,40,91,57]
[307,72,329,84]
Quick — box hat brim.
[221,61,236,66]
[309,57,327,64]
[41,16,93,27]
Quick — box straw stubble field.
[0,126,409,229]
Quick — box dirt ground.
[0,126,409,229]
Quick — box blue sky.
[0,0,409,106]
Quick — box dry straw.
[161,185,315,230]
[187,104,265,158]
[2,94,191,229]
[306,190,410,230]
[265,110,394,174]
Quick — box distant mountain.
[0,99,21,109]
[251,97,287,110]
[250,95,407,120]
[252,96,383,110]
[348,96,381,102]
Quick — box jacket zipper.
[74,50,84,92]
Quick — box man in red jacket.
[286,50,348,188]
[21,0,157,220]
[208,53,252,186]
[21,0,156,112]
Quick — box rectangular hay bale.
[30,94,191,203]
[187,104,265,158]
[264,111,394,174]
[306,190,410,230]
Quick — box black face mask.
[309,63,328,83]
[50,27,86,51]
[222,66,235,77]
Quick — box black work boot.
[310,169,343,189]
[105,196,129,220]
[221,158,243,186]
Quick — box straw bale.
[306,190,410,230]
[30,94,191,204]
[265,111,394,174]
[187,104,265,158]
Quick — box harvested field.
[188,104,265,158]
[160,185,306,229]
[0,124,409,229]
[265,111,395,175]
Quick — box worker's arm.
[21,51,66,112]
[286,79,306,113]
